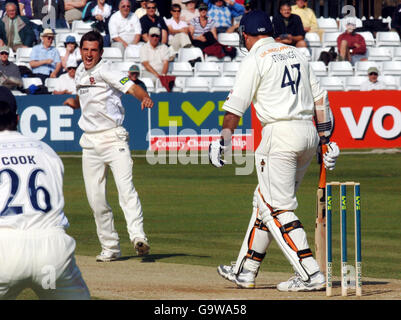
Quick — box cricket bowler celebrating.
[64,31,154,262]
[0,86,90,299]
[209,10,340,291]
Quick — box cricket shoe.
[96,250,121,262]
[235,269,256,289]
[217,263,236,283]
[133,238,150,256]
[277,271,325,292]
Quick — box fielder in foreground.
[0,86,90,299]
[209,10,340,291]
[64,31,154,262]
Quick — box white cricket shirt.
[75,59,134,133]
[108,10,142,43]
[223,37,325,126]
[0,131,69,230]
[360,79,386,91]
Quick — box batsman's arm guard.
[314,91,334,143]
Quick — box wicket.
[325,181,362,297]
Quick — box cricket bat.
[315,143,328,274]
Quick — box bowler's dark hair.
[0,101,18,131]
[80,31,104,51]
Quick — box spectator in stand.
[32,0,68,29]
[203,0,245,33]
[53,60,77,94]
[0,2,35,50]
[140,1,168,44]
[189,2,217,50]
[360,67,386,91]
[29,29,61,83]
[165,3,192,55]
[229,0,255,34]
[83,0,112,33]
[139,27,169,79]
[60,35,82,71]
[391,1,401,37]
[128,63,147,91]
[18,0,32,19]
[0,45,22,89]
[64,0,88,25]
[181,0,199,24]
[109,0,142,54]
[1,0,20,16]
[273,1,307,48]
[135,0,159,19]
[291,0,324,40]
[337,17,367,65]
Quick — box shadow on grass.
[119,253,210,263]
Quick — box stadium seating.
[16,47,32,64]
[317,17,338,32]
[310,61,328,76]
[45,78,59,93]
[221,61,240,77]
[379,75,400,89]
[102,47,123,62]
[71,20,93,35]
[170,62,193,76]
[381,61,401,76]
[344,76,366,91]
[322,32,341,47]
[393,47,401,61]
[354,60,382,75]
[305,32,322,47]
[319,76,345,91]
[375,31,401,47]
[357,31,375,47]
[297,47,312,61]
[217,33,240,47]
[210,77,234,92]
[112,61,135,73]
[182,77,210,92]
[367,47,392,61]
[22,77,43,89]
[177,47,204,63]
[194,62,221,77]
[124,45,142,63]
[141,78,155,93]
[328,61,354,76]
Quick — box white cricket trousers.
[234,120,321,275]
[0,228,90,300]
[80,127,146,254]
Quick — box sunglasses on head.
[67,67,77,70]
[172,9,181,12]
[0,52,9,55]
[369,72,378,76]
[199,8,207,11]
[150,34,160,37]
[147,6,156,9]
[121,5,131,8]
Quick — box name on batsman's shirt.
[0,131,69,230]
[223,37,326,126]
[75,59,134,133]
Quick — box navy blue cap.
[239,10,273,35]
[0,86,17,112]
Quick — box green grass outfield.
[58,149,401,281]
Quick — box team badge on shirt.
[90,77,96,85]
[120,77,129,85]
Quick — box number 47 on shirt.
[281,63,301,95]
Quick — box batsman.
[209,10,340,291]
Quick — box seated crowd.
[0,0,399,94]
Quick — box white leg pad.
[264,211,320,281]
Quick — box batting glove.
[209,138,226,168]
[323,141,340,170]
